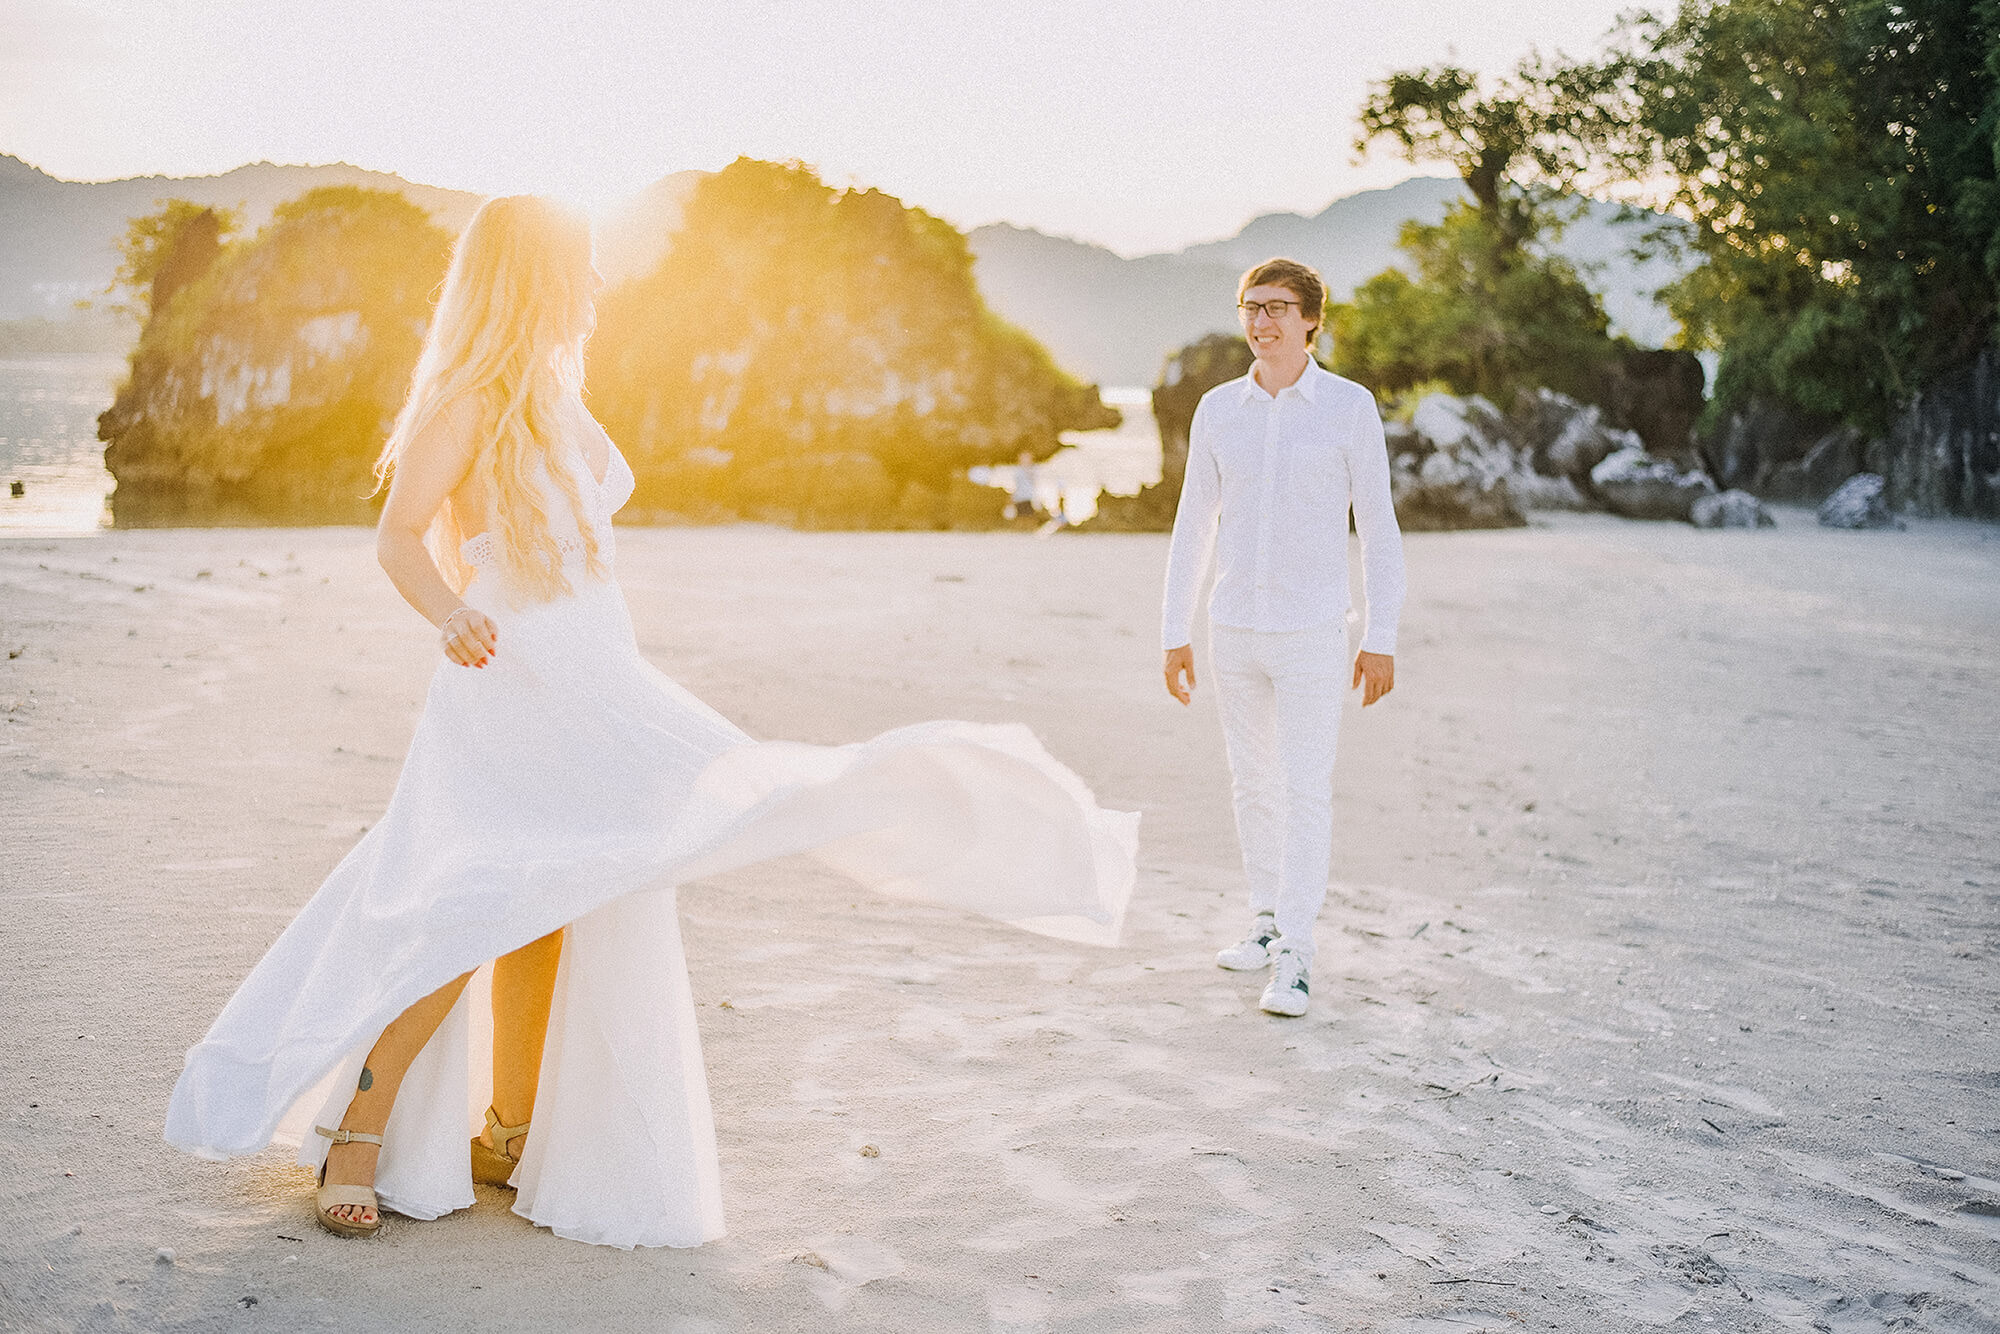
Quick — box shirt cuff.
[1359,625,1397,656]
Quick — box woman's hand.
[439,606,498,668]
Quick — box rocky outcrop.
[1601,347,1707,466]
[99,187,451,525]
[1389,448,1527,530]
[1087,334,1249,531]
[1388,395,1533,530]
[1504,389,1635,496]
[1152,335,1253,480]
[101,164,1113,530]
[1703,348,2000,521]
[1590,447,1718,521]
[1703,399,1829,495]
[1880,351,2000,519]
[1691,489,1776,528]
[1089,348,1734,533]
[1817,474,1898,528]
[1759,426,1867,505]
[589,159,1115,528]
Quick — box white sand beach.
[2,513,1997,1332]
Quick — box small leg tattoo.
[358,1067,374,1092]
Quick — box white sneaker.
[1215,915,1280,971]
[1259,949,1310,1017]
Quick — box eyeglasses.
[1238,299,1301,320]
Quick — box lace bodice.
[460,417,635,576]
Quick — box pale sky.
[3,0,1640,256]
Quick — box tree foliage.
[1356,59,1605,246]
[1330,206,1617,405]
[99,187,452,523]
[1588,0,2000,429]
[1345,64,1625,408]
[96,165,1111,528]
[105,200,239,320]
[589,158,1115,524]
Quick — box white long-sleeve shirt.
[1161,359,1406,654]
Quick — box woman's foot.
[476,1126,527,1160]
[313,1125,385,1236]
[321,1138,381,1227]
[470,1106,531,1188]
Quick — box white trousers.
[1210,620,1347,967]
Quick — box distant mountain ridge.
[969,177,1689,385]
[0,156,484,321]
[1,154,1685,388]
[0,155,697,325]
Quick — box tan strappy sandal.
[313,1125,384,1238]
[469,1106,530,1188]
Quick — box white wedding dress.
[163,412,1138,1248]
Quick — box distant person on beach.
[1003,448,1039,520]
[1160,257,1405,1018]
[163,196,1136,1246]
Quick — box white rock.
[1691,489,1776,529]
[1817,473,1896,529]
[1592,448,1718,521]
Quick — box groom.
[1160,257,1406,1018]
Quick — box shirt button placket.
[1253,397,1280,623]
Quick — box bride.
[163,195,1136,1248]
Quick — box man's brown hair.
[1238,258,1326,342]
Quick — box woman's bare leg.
[484,929,563,1159]
[321,971,472,1225]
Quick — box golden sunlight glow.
[1,0,1640,256]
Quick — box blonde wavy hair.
[375,195,606,604]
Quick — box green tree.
[105,200,238,319]
[1591,0,2000,428]
[1330,207,1615,403]
[1344,63,1624,405]
[1356,59,1601,248]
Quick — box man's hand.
[1352,650,1394,706]
[1163,645,1196,705]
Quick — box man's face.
[1239,283,1314,363]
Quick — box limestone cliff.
[588,159,1116,528]
[98,187,451,525]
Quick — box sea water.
[0,360,1163,536]
[0,356,123,536]
[969,386,1161,524]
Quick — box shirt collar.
[1239,358,1326,405]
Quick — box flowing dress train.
[163,425,1138,1249]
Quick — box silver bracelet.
[440,606,475,635]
